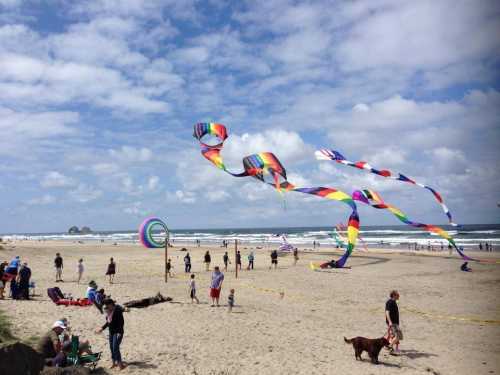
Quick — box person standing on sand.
[106,258,116,284]
[228,289,235,313]
[77,259,84,284]
[204,251,211,271]
[385,290,403,354]
[189,274,199,304]
[293,248,299,265]
[270,250,278,269]
[223,251,230,271]
[184,252,191,273]
[166,258,173,277]
[247,251,254,270]
[236,250,242,271]
[54,253,63,282]
[96,299,126,370]
[209,266,224,307]
[17,262,31,300]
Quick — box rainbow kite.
[195,123,494,265]
[139,217,168,248]
[315,149,456,226]
[193,122,358,267]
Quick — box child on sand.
[189,274,199,304]
[228,289,235,313]
[77,259,84,284]
[106,258,116,284]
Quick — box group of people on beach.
[0,256,32,300]
[50,253,117,284]
[177,248,297,275]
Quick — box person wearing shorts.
[54,253,63,282]
[209,266,224,307]
[385,290,403,353]
[270,250,278,269]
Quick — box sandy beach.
[1,241,499,375]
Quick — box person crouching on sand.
[210,266,224,307]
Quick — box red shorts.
[210,288,221,298]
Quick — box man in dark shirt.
[236,250,242,270]
[270,250,278,269]
[385,290,403,353]
[54,253,63,282]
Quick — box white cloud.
[40,171,76,188]
[205,190,230,202]
[27,194,56,205]
[166,190,196,204]
[68,184,103,203]
[147,175,159,191]
[91,163,120,176]
[109,146,153,163]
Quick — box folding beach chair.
[66,335,102,370]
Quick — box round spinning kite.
[139,217,168,248]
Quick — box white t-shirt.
[189,279,196,291]
[77,263,84,273]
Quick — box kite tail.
[352,189,477,262]
[316,149,457,226]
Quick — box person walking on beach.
[166,258,173,277]
[189,274,199,304]
[204,251,211,271]
[209,266,224,307]
[54,253,63,282]
[223,252,230,271]
[247,251,254,270]
[228,289,235,313]
[270,250,278,269]
[77,259,84,284]
[236,250,242,271]
[385,290,403,354]
[293,248,299,266]
[96,299,126,370]
[184,252,191,273]
[106,258,116,284]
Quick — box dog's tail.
[344,337,353,344]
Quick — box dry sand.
[1,240,499,375]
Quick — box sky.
[0,0,499,233]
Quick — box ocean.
[1,224,499,250]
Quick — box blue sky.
[0,0,499,233]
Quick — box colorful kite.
[194,123,493,265]
[194,122,359,267]
[139,217,168,248]
[315,149,457,226]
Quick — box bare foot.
[118,363,127,370]
[110,363,117,369]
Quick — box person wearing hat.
[36,321,67,366]
[86,280,98,302]
[96,299,126,370]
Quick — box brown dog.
[344,336,389,364]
